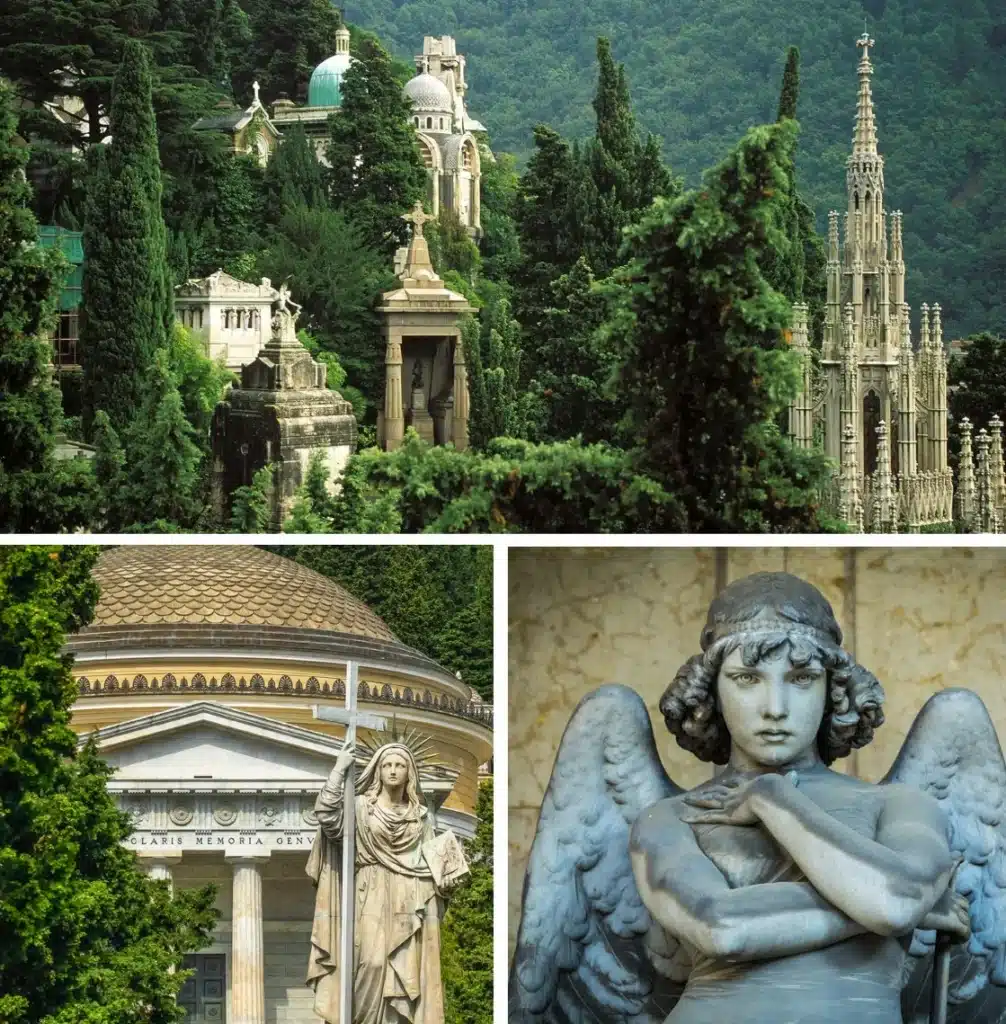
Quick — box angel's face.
[716,643,827,769]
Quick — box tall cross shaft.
[312,665,388,1023]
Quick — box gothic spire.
[852,32,878,157]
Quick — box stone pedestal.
[409,386,436,443]
[212,305,358,529]
[228,854,268,1024]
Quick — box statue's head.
[659,572,885,766]
[357,742,426,809]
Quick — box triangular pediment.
[81,702,345,790]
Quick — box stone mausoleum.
[175,271,281,372]
[67,546,493,1024]
[211,289,358,529]
[377,204,473,451]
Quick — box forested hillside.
[345,0,1005,340]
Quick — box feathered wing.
[510,684,685,1024]
[882,688,1006,1024]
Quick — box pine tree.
[0,546,217,1023]
[441,779,493,1024]
[327,36,428,256]
[122,350,204,528]
[90,409,127,530]
[262,121,328,218]
[230,463,274,532]
[0,80,66,531]
[80,40,173,435]
[608,120,833,532]
[513,125,582,334]
[528,257,620,443]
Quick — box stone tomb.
[211,289,357,529]
[377,204,473,451]
[87,701,465,1024]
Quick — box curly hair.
[659,631,885,765]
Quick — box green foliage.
[0,80,76,531]
[442,779,493,1024]
[468,299,537,447]
[527,257,621,443]
[327,35,428,257]
[478,150,521,285]
[168,323,236,443]
[0,546,218,1023]
[262,122,328,217]
[777,46,800,121]
[288,545,494,698]
[229,463,274,532]
[347,0,1004,340]
[948,332,1006,449]
[230,0,342,104]
[80,41,172,435]
[607,119,834,531]
[427,206,482,282]
[259,206,394,409]
[327,432,684,533]
[283,451,332,533]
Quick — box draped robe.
[306,771,445,1024]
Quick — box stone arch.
[863,389,881,475]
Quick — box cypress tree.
[0,546,217,1023]
[80,40,173,435]
[608,120,833,532]
[777,46,800,121]
[327,36,428,256]
[0,79,65,530]
[122,349,204,528]
[593,38,635,166]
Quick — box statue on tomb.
[510,572,1006,1024]
[412,360,425,392]
[307,739,469,1024]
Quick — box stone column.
[452,328,469,452]
[138,851,183,893]
[227,853,268,1024]
[384,328,405,451]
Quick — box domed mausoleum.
[66,545,492,1023]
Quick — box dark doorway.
[178,954,226,1022]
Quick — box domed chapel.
[65,546,493,1024]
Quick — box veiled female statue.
[307,740,467,1024]
[510,572,1006,1024]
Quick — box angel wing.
[509,684,686,1024]
[882,688,1006,1024]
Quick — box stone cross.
[312,668,388,1023]
[402,201,434,239]
[252,80,261,106]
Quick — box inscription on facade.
[127,831,314,849]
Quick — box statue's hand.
[679,772,784,827]
[919,873,970,941]
[332,742,356,779]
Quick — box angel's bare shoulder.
[628,792,695,857]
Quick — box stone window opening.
[426,116,433,129]
[236,309,245,330]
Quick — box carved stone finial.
[252,80,261,106]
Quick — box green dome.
[308,53,352,108]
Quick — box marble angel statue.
[510,572,1006,1024]
[307,738,469,1024]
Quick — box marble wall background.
[508,546,1006,953]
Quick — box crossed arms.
[629,774,955,964]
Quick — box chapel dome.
[308,52,352,108]
[89,545,398,642]
[403,72,453,114]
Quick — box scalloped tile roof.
[91,546,399,642]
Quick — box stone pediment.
[80,701,459,798]
[82,702,346,792]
